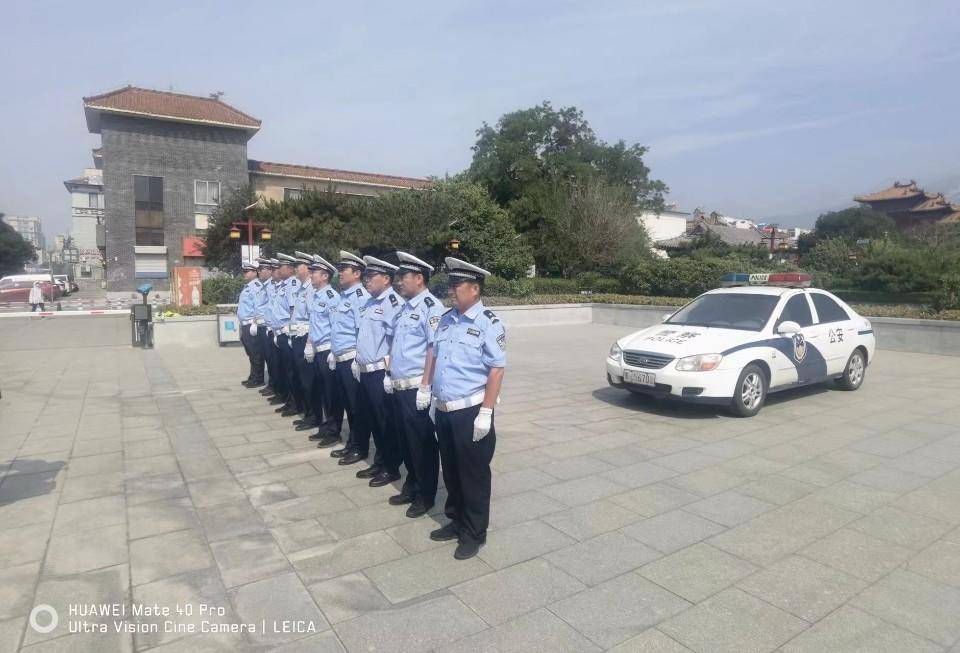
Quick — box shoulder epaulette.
[424,296,435,308]
[483,309,500,323]
[389,294,399,307]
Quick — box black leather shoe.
[241,379,253,386]
[454,539,484,560]
[268,396,286,405]
[369,471,401,487]
[277,406,298,416]
[246,381,265,388]
[314,435,341,448]
[355,464,382,478]
[430,522,459,542]
[388,492,414,506]
[330,447,350,458]
[294,422,317,431]
[339,452,368,466]
[259,387,275,396]
[406,501,433,518]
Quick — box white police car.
[606,273,876,416]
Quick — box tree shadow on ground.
[0,458,66,506]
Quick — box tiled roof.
[854,181,922,202]
[909,194,950,212]
[658,220,764,248]
[248,160,431,190]
[941,211,960,223]
[83,86,261,131]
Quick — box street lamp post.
[229,203,271,264]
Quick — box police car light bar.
[720,272,812,288]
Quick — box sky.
[2,0,959,237]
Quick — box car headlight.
[609,342,622,361]
[675,353,723,371]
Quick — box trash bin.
[216,304,241,346]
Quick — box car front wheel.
[836,349,866,391]
[730,363,767,417]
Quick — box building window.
[134,175,164,246]
[283,188,304,202]
[195,180,221,205]
[88,193,100,209]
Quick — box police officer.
[286,251,315,421]
[328,251,372,464]
[254,258,276,397]
[423,257,506,560]
[270,253,297,413]
[354,255,403,487]
[387,251,446,517]
[304,255,343,446]
[238,261,265,387]
[261,259,286,400]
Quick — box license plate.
[623,369,655,387]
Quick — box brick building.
[82,86,428,295]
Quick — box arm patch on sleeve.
[356,288,364,297]
[483,309,500,323]
[326,289,335,299]
[424,296,435,308]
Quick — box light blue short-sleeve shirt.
[390,289,445,380]
[432,301,506,402]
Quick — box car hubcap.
[849,354,864,386]
[741,372,763,410]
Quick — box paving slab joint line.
[139,349,345,649]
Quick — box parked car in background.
[0,274,63,305]
[53,274,72,295]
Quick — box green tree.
[809,206,896,244]
[201,185,259,273]
[372,180,532,279]
[0,214,36,276]
[468,102,665,208]
[531,178,651,277]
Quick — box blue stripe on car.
[721,337,828,385]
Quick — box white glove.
[351,360,360,382]
[327,352,336,370]
[304,341,315,363]
[383,373,393,394]
[473,407,493,442]
[416,385,432,411]
[249,323,258,336]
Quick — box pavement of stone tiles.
[1,320,960,652]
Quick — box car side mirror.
[777,320,801,335]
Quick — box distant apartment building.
[2,215,45,264]
[63,165,105,282]
[80,86,429,295]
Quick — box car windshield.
[666,293,781,332]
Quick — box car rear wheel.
[730,364,767,417]
[836,349,866,391]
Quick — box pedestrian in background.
[28,281,44,311]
